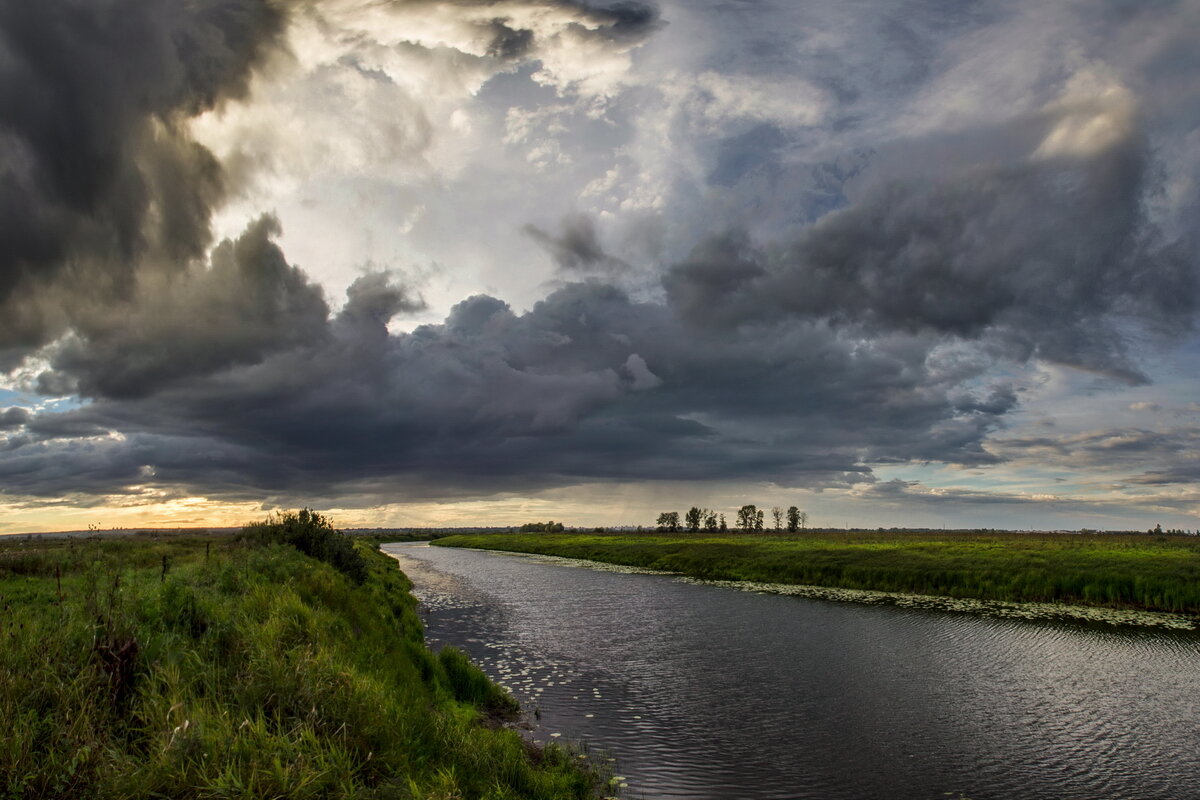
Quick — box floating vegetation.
[680,578,1200,631]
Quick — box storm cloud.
[0,0,290,366]
[665,88,1197,382]
[2,0,1199,523]
[1,237,1015,502]
[0,0,662,369]
[39,215,333,399]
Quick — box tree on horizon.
[737,504,758,532]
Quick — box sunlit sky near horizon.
[2,0,1200,533]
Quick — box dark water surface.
[381,543,1200,800]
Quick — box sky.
[1,0,1199,533]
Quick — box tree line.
[656,505,808,533]
[518,520,566,532]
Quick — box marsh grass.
[0,531,596,799]
[434,531,1200,615]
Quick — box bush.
[242,509,368,584]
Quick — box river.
[381,542,1200,800]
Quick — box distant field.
[434,531,1200,614]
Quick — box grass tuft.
[438,646,520,720]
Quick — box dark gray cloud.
[4,0,1200,518]
[1,247,1016,503]
[0,407,29,430]
[524,214,632,275]
[664,98,1197,383]
[0,0,679,508]
[851,479,1137,518]
[661,230,767,328]
[0,0,664,372]
[555,0,661,43]
[486,19,537,60]
[390,0,660,62]
[1130,467,1200,487]
[993,427,1200,486]
[0,0,289,365]
[38,216,332,399]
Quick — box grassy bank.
[434,532,1200,615]
[0,524,596,799]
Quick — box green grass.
[0,530,597,799]
[433,531,1200,615]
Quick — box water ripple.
[382,543,1200,800]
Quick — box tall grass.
[0,529,596,799]
[434,531,1200,614]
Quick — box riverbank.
[433,531,1200,620]
[0,524,597,798]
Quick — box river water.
[381,542,1200,800]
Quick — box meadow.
[434,531,1200,615]
[0,519,596,799]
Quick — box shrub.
[242,509,368,584]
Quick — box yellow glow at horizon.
[0,480,748,534]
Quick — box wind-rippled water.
[382,542,1200,800]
